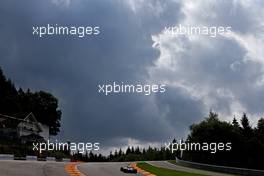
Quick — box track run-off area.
[0,160,232,176]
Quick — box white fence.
[176,157,264,176]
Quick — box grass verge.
[137,162,206,176]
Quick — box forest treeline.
[0,67,61,135]
[73,112,264,170]
[185,111,264,169]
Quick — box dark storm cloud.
[123,0,183,34]
[0,0,186,149]
[1,0,263,152]
[155,86,205,137]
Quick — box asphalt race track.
[0,160,232,176]
[0,160,67,176]
[0,161,138,176]
[78,162,138,176]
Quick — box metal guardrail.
[176,157,264,176]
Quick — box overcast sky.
[0,0,264,153]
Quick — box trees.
[232,117,240,129]
[0,68,20,114]
[17,90,62,135]
[186,111,264,169]
[241,113,253,138]
[0,67,61,135]
[187,111,236,165]
[257,118,264,143]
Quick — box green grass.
[137,162,206,176]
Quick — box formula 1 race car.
[120,166,137,173]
